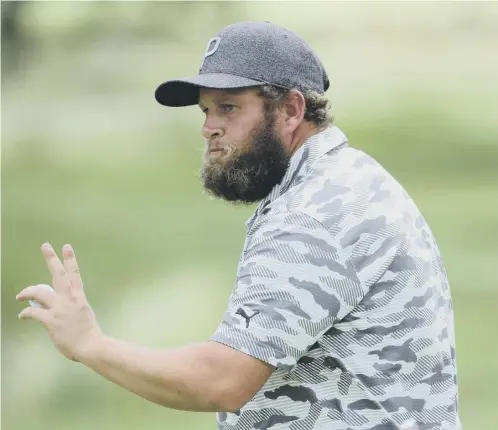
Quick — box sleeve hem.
[210,330,296,372]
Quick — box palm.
[16,243,102,362]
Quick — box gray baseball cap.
[154,21,329,107]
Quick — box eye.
[220,104,235,113]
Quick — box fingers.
[41,243,70,292]
[16,284,56,309]
[18,306,50,325]
[62,244,83,290]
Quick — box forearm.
[78,335,226,412]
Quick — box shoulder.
[279,147,416,238]
[262,148,424,287]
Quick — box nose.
[201,116,224,140]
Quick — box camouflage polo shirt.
[211,126,461,430]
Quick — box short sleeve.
[210,211,365,372]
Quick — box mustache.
[204,140,241,155]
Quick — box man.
[17,22,461,430]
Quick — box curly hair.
[258,84,334,128]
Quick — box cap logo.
[199,37,221,71]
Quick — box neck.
[287,122,327,155]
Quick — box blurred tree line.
[1,1,243,77]
[1,1,25,75]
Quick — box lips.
[209,147,226,155]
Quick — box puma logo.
[199,36,221,70]
[235,308,260,328]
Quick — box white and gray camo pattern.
[211,126,461,430]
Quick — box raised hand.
[16,243,102,361]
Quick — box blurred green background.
[2,2,497,429]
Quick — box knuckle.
[79,303,90,312]
[69,289,84,303]
[69,292,80,303]
[42,314,54,326]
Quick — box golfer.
[17,21,461,430]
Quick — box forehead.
[198,87,262,105]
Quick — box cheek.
[226,118,247,140]
[227,116,262,146]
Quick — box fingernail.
[42,243,51,250]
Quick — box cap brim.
[154,73,264,107]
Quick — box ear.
[280,90,306,133]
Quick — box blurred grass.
[3,107,497,429]
[2,2,498,430]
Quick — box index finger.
[41,243,70,292]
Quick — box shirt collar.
[246,125,348,226]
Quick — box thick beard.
[201,113,290,204]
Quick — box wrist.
[74,328,106,364]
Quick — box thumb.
[18,307,50,325]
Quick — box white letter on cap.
[200,37,221,70]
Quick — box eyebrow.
[198,94,239,109]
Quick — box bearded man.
[17,21,461,430]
